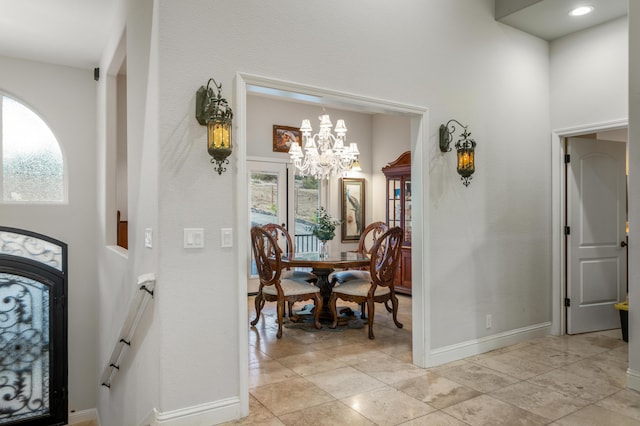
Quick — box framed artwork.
[273,125,302,153]
[341,177,365,242]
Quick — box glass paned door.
[248,161,291,292]
[0,227,67,426]
[0,273,51,423]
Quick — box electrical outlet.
[486,314,492,329]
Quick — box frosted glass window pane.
[2,96,64,202]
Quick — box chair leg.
[276,299,285,338]
[390,295,403,329]
[329,294,339,329]
[250,292,264,326]
[360,302,366,319]
[287,301,293,317]
[367,299,376,339]
[313,295,323,330]
[384,300,392,313]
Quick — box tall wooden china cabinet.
[382,151,412,295]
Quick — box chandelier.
[288,114,360,179]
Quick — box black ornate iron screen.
[0,227,67,426]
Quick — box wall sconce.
[439,119,476,187]
[196,78,233,175]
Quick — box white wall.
[371,115,412,223]
[96,0,632,423]
[96,1,161,425]
[628,2,640,391]
[146,0,550,421]
[0,55,98,412]
[550,17,628,129]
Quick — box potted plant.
[312,207,341,258]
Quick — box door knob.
[621,240,628,247]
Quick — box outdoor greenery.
[311,207,341,241]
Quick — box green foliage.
[300,176,318,190]
[311,207,341,241]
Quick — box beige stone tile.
[428,359,469,374]
[466,341,535,361]
[342,386,436,426]
[506,344,584,368]
[443,394,549,426]
[250,377,334,416]
[435,362,519,393]
[249,344,273,366]
[490,380,588,420]
[553,404,640,426]
[393,371,481,409]
[278,350,347,376]
[219,395,282,425]
[564,356,628,388]
[253,338,318,359]
[278,400,375,426]
[596,389,640,421]
[249,360,298,388]
[305,366,386,399]
[315,338,380,358]
[470,350,555,380]
[322,345,390,366]
[221,417,285,426]
[398,410,469,425]
[528,369,620,402]
[352,351,427,385]
[534,334,619,357]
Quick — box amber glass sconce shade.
[196,78,233,175]
[439,119,476,187]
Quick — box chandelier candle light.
[289,114,360,179]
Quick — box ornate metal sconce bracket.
[439,119,476,187]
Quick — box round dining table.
[280,251,370,324]
[281,251,370,300]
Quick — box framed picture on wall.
[273,125,301,153]
[341,177,365,242]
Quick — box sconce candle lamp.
[196,78,233,175]
[439,119,476,187]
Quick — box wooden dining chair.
[262,223,317,316]
[250,226,322,338]
[329,221,389,317]
[328,227,403,339]
[355,221,389,257]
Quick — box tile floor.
[224,295,640,425]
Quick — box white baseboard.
[429,322,552,367]
[153,397,241,426]
[627,367,640,391]
[69,408,100,425]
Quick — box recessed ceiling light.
[568,6,594,17]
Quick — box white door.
[567,137,627,334]
[247,161,293,293]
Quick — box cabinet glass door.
[404,180,411,245]
[387,178,401,229]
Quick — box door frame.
[551,118,628,336]
[235,72,429,418]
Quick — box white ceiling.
[0,1,629,70]
[496,0,628,41]
[0,0,119,69]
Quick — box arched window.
[1,94,65,202]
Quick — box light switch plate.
[184,228,205,249]
[221,228,233,248]
[144,228,152,248]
